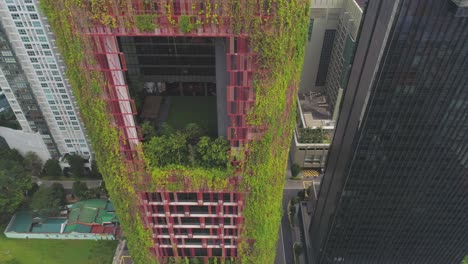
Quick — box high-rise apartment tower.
[0,0,92,159]
[309,0,468,263]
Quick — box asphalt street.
[275,188,302,264]
[33,177,102,189]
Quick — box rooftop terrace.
[298,92,334,129]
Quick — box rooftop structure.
[4,199,119,240]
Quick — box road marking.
[303,180,313,189]
[120,256,131,264]
[280,223,287,264]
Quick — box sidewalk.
[112,240,129,264]
[33,176,102,189]
[291,204,307,264]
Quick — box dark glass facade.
[119,37,216,82]
[310,1,468,263]
[315,29,336,86]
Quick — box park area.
[0,233,117,264]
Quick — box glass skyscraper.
[309,0,468,263]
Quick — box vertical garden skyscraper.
[39,0,310,263]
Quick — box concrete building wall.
[291,132,329,169]
[0,126,50,161]
[4,231,115,240]
[215,39,228,138]
[324,0,363,118]
[300,0,343,92]
[0,61,34,133]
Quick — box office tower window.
[309,1,468,263]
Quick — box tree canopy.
[143,123,229,169]
[72,181,88,199]
[89,160,102,179]
[141,121,157,140]
[43,159,62,178]
[31,183,66,216]
[24,151,43,177]
[67,154,86,178]
[196,136,230,168]
[0,148,32,222]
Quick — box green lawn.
[0,233,117,264]
[166,96,218,136]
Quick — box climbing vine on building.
[39,1,156,264]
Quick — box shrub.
[289,202,296,214]
[293,242,303,255]
[43,159,62,178]
[27,183,40,198]
[305,185,313,198]
[196,136,230,168]
[159,122,175,137]
[144,124,229,169]
[135,14,157,32]
[297,189,305,200]
[89,160,102,179]
[141,121,157,140]
[299,127,326,143]
[72,181,88,199]
[179,15,196,33]
[291,196,300,205]
[183,123,203,144]
[291,163,301,177]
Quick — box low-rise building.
[291,94,334,170]
[4,199,119,240]
[293,0,363,170]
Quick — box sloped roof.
[67,199,114,224]
[64,199,117,233]
[96,211,118,224]
[68,199,108,210]
[64,224,92,233]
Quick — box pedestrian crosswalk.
[301,169,320,177]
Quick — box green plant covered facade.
[39,0,309,263]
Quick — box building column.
[215,38,228,138]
